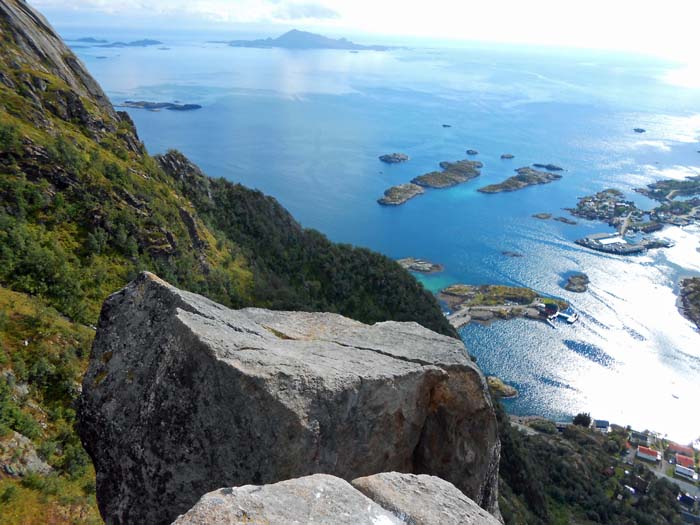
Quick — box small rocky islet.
[411,159,482,189]
[533,163,564,171]
[532,213,576,224]
[377,183,424,205]
[378,152,410,164]
[563,273,590,293]
[397,257,444,273]
[120,100,202,111]
[478,167,562,193]
[378,159,482,205]
[500,153,514,159]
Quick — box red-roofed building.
[677,454,695,469]
[674,452,698,480]
[668,442,695,457]
[637,446,661,462]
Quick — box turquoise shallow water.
[66,30,700,442]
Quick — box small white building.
[675,464,699,481]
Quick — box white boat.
[559,308,579,324]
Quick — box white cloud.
[274,3,339,20]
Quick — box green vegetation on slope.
[496,403,684,525]
[157,150,453,332]
[0,2,454,521]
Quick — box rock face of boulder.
[352,472,502,525]
[173,472,501,525]
[78,272,499,525]
[172,474,403,525]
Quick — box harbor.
[575,232,674,255]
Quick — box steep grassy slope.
[0,1,454,520]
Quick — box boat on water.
[536,302,579,326]
[559,307,579,324]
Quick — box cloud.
[274,3,339,20]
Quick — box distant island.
[411,159,482,189]
[377,183,424,206]
[68,37,108,44]
[379,152,409,164]
[478,167,562,193]
[378,159,482,206]
[216,29,390,51]
[119,101,202,111]
[102,39,163,48]
[68,38,163,48]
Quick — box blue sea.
[65,29,700,443]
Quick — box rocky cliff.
[78,273,500,524]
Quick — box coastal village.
[507,413,700,522]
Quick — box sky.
[29,0,700,61]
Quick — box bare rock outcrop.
[172,474,403,525]
[78,272,499,525]
[173,472,501,525]
[352,472,501,525]
[0,431,52,477]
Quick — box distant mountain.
[222,29,390,51]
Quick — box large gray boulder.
[173,472,500,524]
[78,272,499,524]
[352,472,501,525]
[172,474,403,525]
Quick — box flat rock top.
[172,474,403,525]
[135,272,475,368]
[128,272,475,382]
[352,473,501,525]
